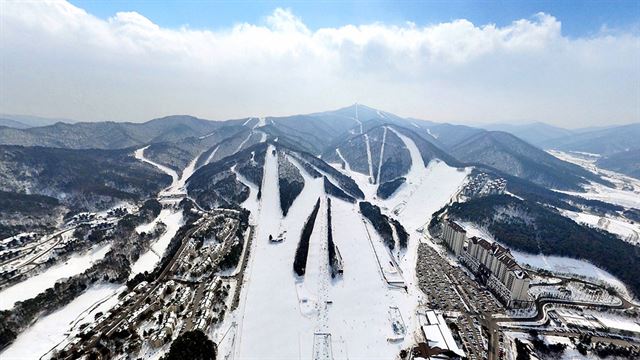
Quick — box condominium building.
[441,219,466,256]
[439,218,530,307]
[462,236,530,307]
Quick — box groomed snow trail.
[204,145,219,166]
[376,126,388,184]
[134,146,178,193]
[135,145,199,196]
[129,209,184,278]
[364,133,374,181]
[254,117,267,129]
[323,128,470,358]
[236,146,320,359]
[354,104,363,134]
[335,148,351,173]
[242,117,254,126]
[235,132,253,153]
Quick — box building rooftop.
[446,219,466,233]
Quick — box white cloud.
[0,1,638,127]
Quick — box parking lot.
[416,243,505,359]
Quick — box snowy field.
[549,150,640,210]
[0,243,112,310]
[233,146,316,359]
[1,283,123,360]
[559,209,639,245]
[129,209,184,278]
[512,251,631,297]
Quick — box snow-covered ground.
[513,252,631,298]
[134,146,198,197]
[589,311,640,334]
[549,150,640,210]
[234,145,316,359]
[1,283,122,360]
[0,243,112,310]
[329,130,469,358]
[129,209,184,278]
[225,133,471,360]
[559,209,639,246]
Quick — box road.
[487,291,636,360]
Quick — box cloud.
[0,1,638,127]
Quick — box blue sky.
[71,0,639,37]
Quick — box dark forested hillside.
[0,191,65,238]
[0,145,171,211]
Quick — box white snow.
[364,133,374,180]
[234,145,317,359]
[1,284,122,360]
[0,243,112,310]
[559,209,639,245]
[355,103,363,134]
[376,126,388,184]
[549,150,640,210]
[204,145,220,166]
[134,146,178,193]
[235,132,253,153]
[242,117,253,126]
[593,313,640,333]
[255,117,267,129]
[513,251,631,296]
[176,153,201,190]
[325,129,469,358]
[335,148,351,173]
[135,146,201,196]
[129,209,184,278]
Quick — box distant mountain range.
[0,115,232,149]
[1,105,637,192]
[539,123,640,155]
[0,114,76,128]
[479,121,640,156]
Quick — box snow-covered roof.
[420,311,465,358]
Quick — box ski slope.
[134,146,179,195]
[0,243,112,311]
[134,146,199,196]
[229,129,469,358]
[129,209,184,278]
[1,284,122,360]
[235,145,321,359]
